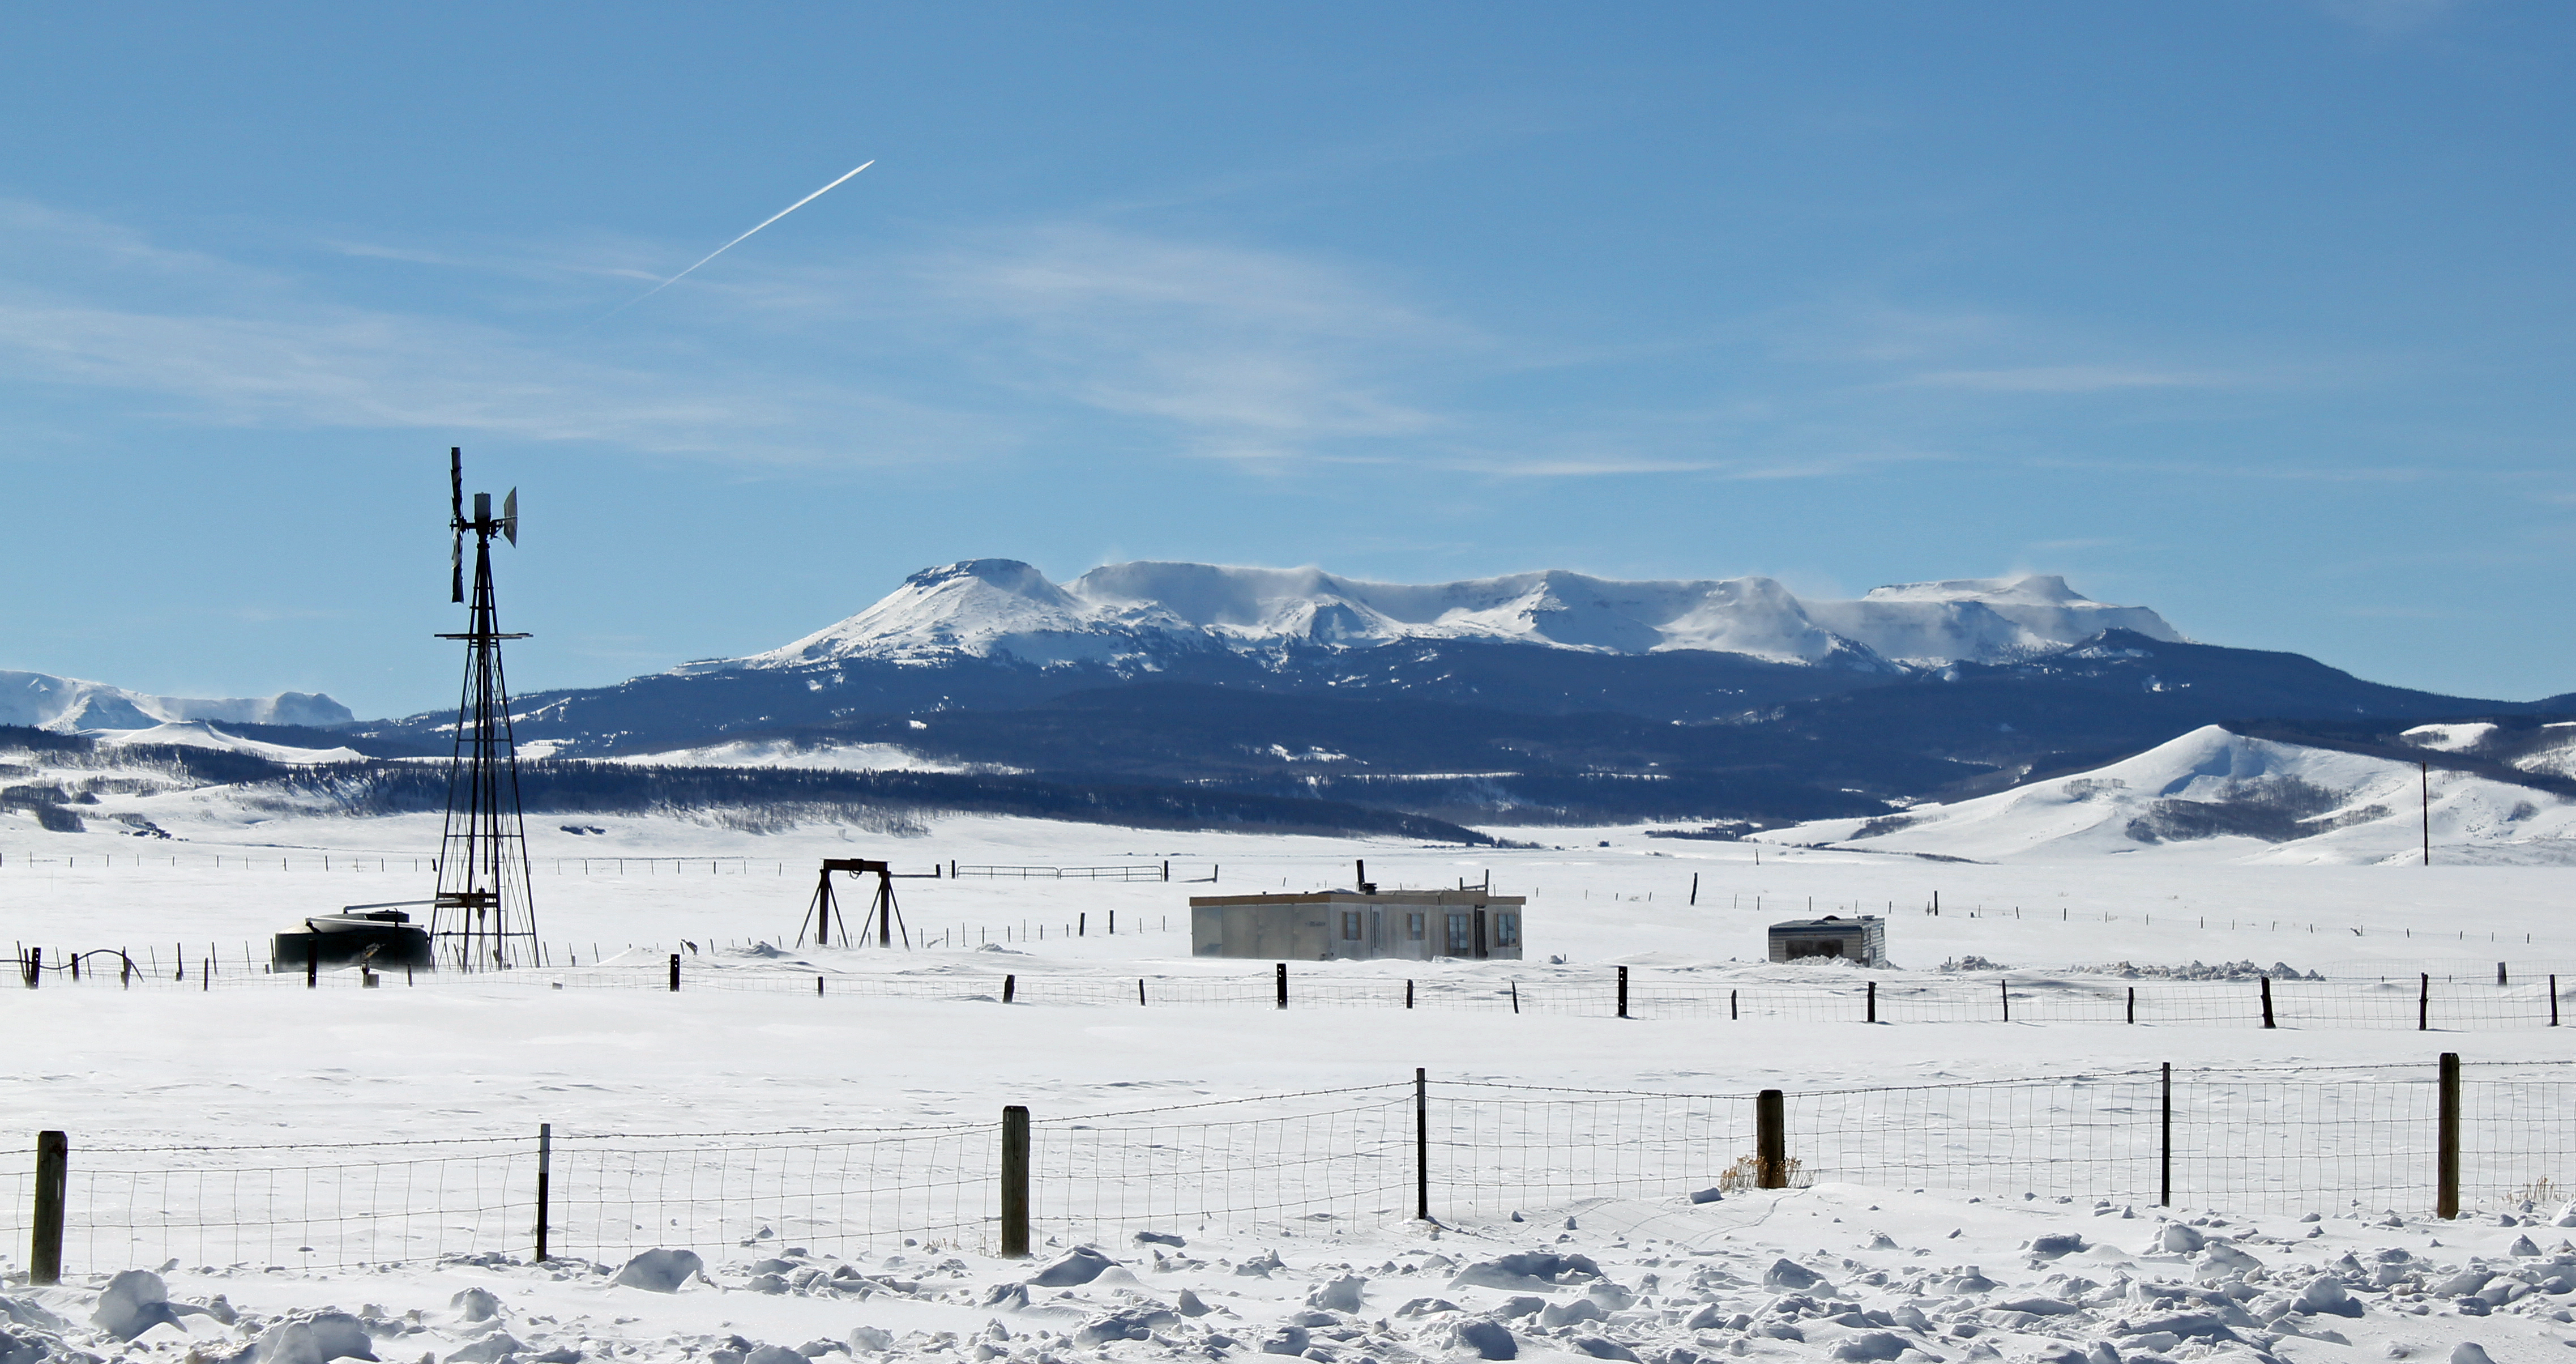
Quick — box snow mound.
[690,560,2184,672]
[606,739,983,773]
[93,722,366,765]
[1774,725,2576,864]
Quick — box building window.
[1407,912,1425,940]
[1446,913,1473,954]
[1494,912,1519,947]
[1342,910,1363,940]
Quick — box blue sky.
[2,2,2570,717]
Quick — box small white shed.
[1766,914,1886,967]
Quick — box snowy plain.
[3,799,2576,1364]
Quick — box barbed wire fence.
[2,1058,2566,1283]
[23,950,2568,1031]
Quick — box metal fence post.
[2260,976,2275,1029]
[1414,1067,1430,1222]
[1616,966,1629,1019]
[669,953,680,992]
[2159,1062,2172,1207]
[2436,1052,2460,1220]
[1275,962,1287,1010]
[1866,980,1877,1024]
[31,1131,65,1286]
[2419,973,2430,1031]
[1000,1106,1031,1258]
[535,1123,552,1263]
[1755,1089,1786,1189]
[2552,975,2561,1028]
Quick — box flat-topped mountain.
[685,559,2183,674]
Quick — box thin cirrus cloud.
[0,197,2255,483]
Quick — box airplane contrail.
[590,159,875,323]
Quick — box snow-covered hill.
[685,559,2183,674]
[1768,724,2576,866]
[0,670,352,732]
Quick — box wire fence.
[31,953,2568,1030]
[2,1059,2566,1279]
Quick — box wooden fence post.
[535,1123,552,1263]
[1405,979,1414,1009]
[2260,976,2275,1029]
[2552,975,2561,1028]
[1866,980,1877,1024]
[1414,1067,1430,1222]
[1756,1090,1787,1189]
[31,1131,65,1286]
[1616,966,1629,1019]
[2159,1063,2172,1208]
[2000,978,2010,1022]
[1003,973,1016,1004]
[2436,1052,2460,1220]
[22,947,36,989]
[668,953,680,992]
[2419,973,2430,1031]
[2127,987,2137,1025]
[1000,1106,1031,1258]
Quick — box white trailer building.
[1188,889,1526,961]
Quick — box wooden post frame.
[31,1130,66,1286]
[1755,1089,1787,1189]
[2436,1052,2460,1220]
[999,1106,1031,1258]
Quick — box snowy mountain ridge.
[1,670,353,733]
[687,559,2185,675]
[1771,724,2576,865]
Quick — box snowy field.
[3,807,2576,1364]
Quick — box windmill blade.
[450,448,463,526]
[501,488,518,546]
[451,531,464,603]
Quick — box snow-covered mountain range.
[683,559,2184,675]
[1,670,352,733]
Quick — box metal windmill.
[432,448,538,971]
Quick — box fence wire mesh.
[1031,1086,1413,1245]
[2,1061,2569,1277]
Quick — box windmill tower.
[432,448,537,971]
